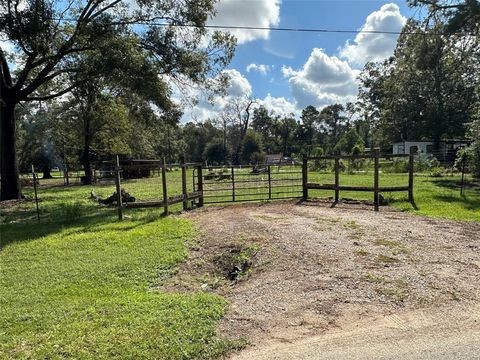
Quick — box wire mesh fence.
[197,164,303,204]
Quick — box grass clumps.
[0,188,238,359]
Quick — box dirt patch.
[169,201,480,348]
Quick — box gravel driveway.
[176,201,480,357]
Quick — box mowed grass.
[0,187,241,359]
[308,171,480,222]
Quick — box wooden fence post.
[162,157,168,216]
[197,165,204,207]
[181,161,188,211]
[302,157,308,201]
[334,157,340,203]
[31,165,40,222]
[267,165,272,200]
[231,166,235,202]
[408,148,415,204]
[114,155,123,220]
[373,148,380,212]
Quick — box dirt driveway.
[174,201,480,358]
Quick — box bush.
[384,159,409,173]
[250,152,265,165]
[429,167,444,177]
[54,201,88,223]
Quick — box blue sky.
[184,0,424,121]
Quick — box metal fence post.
[373,149,380,212]
[408,148,415,204]
[197,165,204,207]
[231,166,235,202]
[460,156,466,196]
[302,157,308,201]
[162,157,168,216]
[31,165,40,222]
[114,155,123,220]
[334,157,340,203]
[181,161,188,211]
[267,165,272,200]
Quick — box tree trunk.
[82,120,93,185]
[0,100,21,200]
[42,165,53,179]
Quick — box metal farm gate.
[193,164,303,204]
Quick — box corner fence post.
[408,148,415,204]
[373,148,380,212]
[231,166,235,202]
[302,157,308,201]
[334,157,340,203]
[181,160,188,211]
[162,157,169,216]
[267,165,272,200]
[197,164,204,207]
[114,155,123,220]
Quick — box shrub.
[54,201,87,223]
[429,167,444,177]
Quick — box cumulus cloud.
[221,69,252,97]
[340,3,406,65]
[246,63,272,75]
[176,69,252,122]
[259,94,297,116]
[282,48,359,108]
[209,0,281,44]
[176,68,300,121]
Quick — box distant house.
[264,154,296,165]
[265,154,282,165]
[392,139,472,163]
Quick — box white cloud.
[176,69,253,122]
[282,48,359,108]
[259,94,298,116]
[246,63,271,75]
[176,69,301,121]
[209,0,281,44]
[222,69,252,97]
[340,3,407,66]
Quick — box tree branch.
[0,47,13,88]
[23,84,78,101]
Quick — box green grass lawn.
[307,171,480,222]
[1,169,478,358]
[0,189,242,359]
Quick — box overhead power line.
[0,14,456,36]
[1,13,474,36]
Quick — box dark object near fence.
[91,189,136,205]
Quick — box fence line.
[303,148,416,211]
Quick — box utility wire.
[0,15,466,36]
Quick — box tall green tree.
[358,19,479,148]
[240,129,264,164]
[0,0,235,199]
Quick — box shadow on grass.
[0,202,165,250]
[433,194,480,211]
[430,178,480,192]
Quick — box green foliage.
[334,128,365,155]
[53,201,88,223]
[358,19,479,146]
[203,138,230,165]
[467,106,480,178]
[250,151,265,165]
[240,129,264,164]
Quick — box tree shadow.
[430,178,480,193]
[432,194,480,212]
[0,203,165,250]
